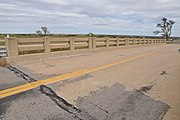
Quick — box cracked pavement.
[0,44,180,120]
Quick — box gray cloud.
[0,0,179,36]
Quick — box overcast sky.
[0,0,179,36]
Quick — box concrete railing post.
[106,37,109,47]
[143,37,145,45]
[151,39,153,44]
[5,37,18,57]
[92,37,96,49]
[133,38,136,45]
[44,37,50,53]
[88,37,93,49]
[147,38,149,44]
[161,39,163,43]
[69,37,75,51]
[138,38,141,45]
[125,37,129,46]
[116,37,119,47]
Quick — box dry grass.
[0,40,5,46]
[0,57,9,67]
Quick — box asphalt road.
[0,44,180,120]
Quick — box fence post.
[69,37,75,51]
[5,37,18,57]
[116,37,119,47]
[92,37,96,49]
[44,37,50,53]
[88,37,93,49]
[106,37,109,47]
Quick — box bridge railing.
[5,37,166,57]
[0,39,6,57]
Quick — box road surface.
[0,44,180,120]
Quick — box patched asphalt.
[76,83,169,120]
[1,44,180,119]
[0,82,169,120]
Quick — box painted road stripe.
[0,50,159,99]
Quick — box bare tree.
[154,17,175,41]
[88,33,93,37]
[41,26,49,35]
[36,30,42,35]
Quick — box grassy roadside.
[0,33,170,38]
[0,39,5,46]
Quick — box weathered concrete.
[4,36,166,62]
[76,83,169,120]
[0,44,179,120]
[0,83,169,120]
[5,37,18,57]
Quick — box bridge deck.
[0,44,180,120]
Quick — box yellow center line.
[0,50,159,99]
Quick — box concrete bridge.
[4,36,165,62]
[0,37,179,120]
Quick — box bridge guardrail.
[4,37,166,60]
[0,39,7,57]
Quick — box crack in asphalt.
[138,83,156,93]
[39,85,95,120]
[88,101,109,114]
[8,65,37,83]
[7,65,96,120]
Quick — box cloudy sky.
[0,0,179,36]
